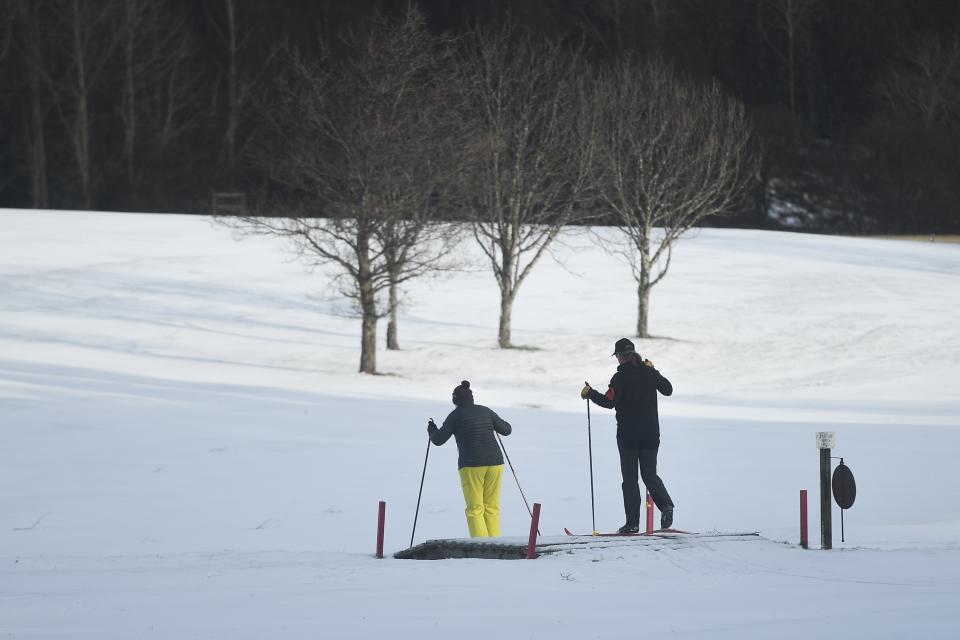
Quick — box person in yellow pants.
[428,380,512,537]
[459,465,504,537]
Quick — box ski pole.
[410,427,432,548]
[586,393,597,535]
[496,433,540,536]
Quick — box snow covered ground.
[1,210,959,639]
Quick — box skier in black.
[581,338,675,533]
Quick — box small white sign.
[816,432,835,449]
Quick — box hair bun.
[460,380,470,389]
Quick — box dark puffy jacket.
[587,361,672,445]
[428,404,512,469]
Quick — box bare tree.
[455,26,595,348]
[0,8,11,196]
[119,0,200,205]
[379,214,462,352]
[218,0,243,174]
[8,0,51,208]
[229,8,462,373]
[592,57,757,338]
[876,32,960,129]
[45,0,123,209]
[204,0,276,180]
[757,0,818,116]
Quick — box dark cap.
[452,380,474,406]
[612,338,635,356]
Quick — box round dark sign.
[832,462,856,509]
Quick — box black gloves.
[427,418,437,434]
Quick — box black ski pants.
[618,439,673,526]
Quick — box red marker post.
[526,502,541,559]
[376,500,386,559]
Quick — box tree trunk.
[357,230,377,374]
[637,280,651,339]
[64,1,91,209]
[75,89,92,210]
[20,0,49,209]
[636,230,651,338]
[497,245,515,348]
[359,280,378,374]
[360,305,377,374]
[224,0,238,175]
[498,286,513,348]
[386,278,399,350]
[805,20,819,133]
[787,25,796,114]
[67,0,93,210]
[122,0,137,204]
[29,72,49,209]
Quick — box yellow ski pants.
[458,465,504,537]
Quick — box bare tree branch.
[42,0,125,209]
[455,24,596,348]
[226,7,464,372]
[876,32,960,128]
[756,0,818,115]
[118,0,201,206]
[592,56,758,338]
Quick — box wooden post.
[820,448,832,549]
[800,489,808,549]
[817,432,834,550]
[376,500,386,559]
[526,502,541,559]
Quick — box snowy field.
[1,210,959,639]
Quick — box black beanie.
[452,380,474,406]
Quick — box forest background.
[1,0,958,234]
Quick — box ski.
[563,527,693,536]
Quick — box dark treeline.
[1,0,958,233]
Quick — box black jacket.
[587,361,672,445]
[428,404,512,469]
